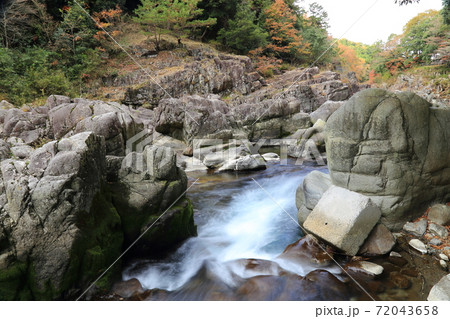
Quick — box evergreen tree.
[217,0,268,54]
[134,0,216,49]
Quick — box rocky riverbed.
[0,47,449,300]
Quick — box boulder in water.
[304,186,381,256]
[296,170,332,224]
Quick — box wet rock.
[304,186,381,256]
[428,204,450,226]
[389,251,402,258]
[277,234,333,267]
[225,259,285,279]
[217,154,266,172]
[427,274,450,301]
[428,222,449,239]
[359,224,396,256]
[400,268,419,278]
[262,153,280,161]
[346,261,384,276]
[325,89,450,230]
[389,272,411,289]
[112,278,145,298]
[403,219,428,237]
[409,239,428,254]
[236,270,350,301]
[295,170,332,224]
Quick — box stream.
[120,159,430,301]
[121,160,346,298]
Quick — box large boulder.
[325,89,450,230]
[303,186,382,256]
[295,171,332,224]
[428,204,450,226]
[427,274,450,301]
[0,134,196,300]
[111,145,196,255]
[0,132,118,300]
[154,95,237,144]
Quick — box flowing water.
[119,160,437,301]
[123,160,331,293]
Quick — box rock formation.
[325,88,450,230]
[0,98,195,300]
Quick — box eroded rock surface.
[325,89,450,229]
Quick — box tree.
[197,0,240,39]
[0,0,42,48]
[336,42,368,81]
[395,0,420,5]
[263,0,310,63]
[401,10,442,63]
[134,0,216,49]
[301,2,333,64]
[217,0,268,54]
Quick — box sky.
[298,0,444,44]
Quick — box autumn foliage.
[336,42,367,81]
[264,0,310,61]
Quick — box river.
[121,160,348,297]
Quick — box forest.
[0,0,449,105]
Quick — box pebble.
[389,251,402,258]
[409,239,428,254]
[262,153,280,161]
[440,253,449,261]
[440,260,448,270]
[403,219,427,237]
[428,223,449,238]
[429,238,442,246]
[359,261,384,276]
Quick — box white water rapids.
[123,162,329,291]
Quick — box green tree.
[401,10,442,63]
[301,2,333,64]
[217,0,268,54]
[134,0,216,49]
[197,0,240,39]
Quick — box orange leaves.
[337,42,367,81]
[255,0,310,65]
[91,6,122,51]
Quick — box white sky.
[298,0,444,44]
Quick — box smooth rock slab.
[409,239,427,254]
[303,186,381,256]
[428,274,450,301]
